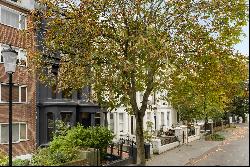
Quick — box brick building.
[0,0,36,156]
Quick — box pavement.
[146,123,248,166]
[188,123,249,166]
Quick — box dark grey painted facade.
[35,12,107,147]
[37,84,107,146]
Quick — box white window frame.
[0,122,28,144]
[0,5,27,30]
[147,112,151,121]
[167,112,170,127]
[0,83,27,103]
[161,112,165,126]
[19,122,28,141]
[0,44,28,67]
[109,113,114,132]
[119,113,125,132]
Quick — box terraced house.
[0,0,36,156]
[35,1,108,147]
[0,0,108,157]
[107,91,178,141]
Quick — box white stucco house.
[107,91,178,141]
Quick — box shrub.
[0,151,8,166]
[31,124,114,166]
[230,125,237,128]
[31,144,80,166]
[53,120,70,137]
[13,159,30,166]
[143,130,153,143]
[61,124,114,150]
[31,147,55,166]
[205,133,225,141]
[0,152,30,166]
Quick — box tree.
[167,51,248,126]
[31,0,248,165]
[226,79,249,122]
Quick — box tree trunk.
[211,121,214,134]
[135,112,146,165]
[204,114,208,133]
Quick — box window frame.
[0,83,28,103]
[109,113,114,132]
[147,112,152,121]
[167,112,170,127]
[0,122,28,144]
[0,5,27,30]
[94,112,101,126]
[20,85,27,103]
[19,122,28,141]
[161,112,165,127]
[47,112,54,142]
[119,113,125,132]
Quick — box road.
[187,124,249,166]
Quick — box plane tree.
[31,0,248,165]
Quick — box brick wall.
[0,2,37,156]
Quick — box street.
[187,124,249,166]
[146,124,249,166]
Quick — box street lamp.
[1,45,18,166]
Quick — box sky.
[234,22,249,57]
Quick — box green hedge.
[205,133,225,141]
[31,125,114,166]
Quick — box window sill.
[0,23,26,30]
[0,102,27,104]
[0,139,29,145]
[0,62,27,67]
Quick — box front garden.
[0,121,115,166]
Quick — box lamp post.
[1,45,18,166]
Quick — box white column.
[124,112,129,134]
[229,117,232,124]
[116,112,120,136]
[128,115,131,135]
[107,112,110,130]
[169,110,172,128]
[111,112,117,140]
[156,111,161,130]
[163,111,167,131]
